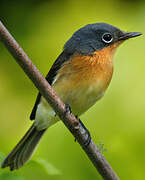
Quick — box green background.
[0,0,145,179]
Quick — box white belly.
[59,85,104,115]
[34,99,58,130]
[34,80,105,130]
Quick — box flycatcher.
[1,23,142,170]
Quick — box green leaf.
[0,173,25,180]
[31,158,61,175]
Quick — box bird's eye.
[102,33,113,43]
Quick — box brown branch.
[0,20,119,180]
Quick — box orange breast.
[52,42,121,115]
[56,42,122,91]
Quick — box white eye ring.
[102,33,113,43]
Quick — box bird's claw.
[74,117,91,147]
[64,103,72,115]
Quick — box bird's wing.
[30,51,72,120]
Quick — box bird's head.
[64,23,142,55]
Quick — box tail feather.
[1,123,46,170]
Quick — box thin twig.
[0,20,119,180]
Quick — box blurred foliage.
[31,158,61,175]
[0,0,145,179]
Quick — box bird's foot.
[64,103,72,115]
[64,106,91,146]
[75,117,91,147]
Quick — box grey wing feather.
[30,51,72,120]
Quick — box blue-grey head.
[64,23,142,55]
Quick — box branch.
[0,21,119,180]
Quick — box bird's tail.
[1,123,46,171]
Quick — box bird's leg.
[64,104,79,127]
[64,103,72,115]
[55,103,72,117]
[75,116,91,146]
[64,104,91,146]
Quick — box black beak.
[119,32,142,41]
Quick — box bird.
[1,23,142,171]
